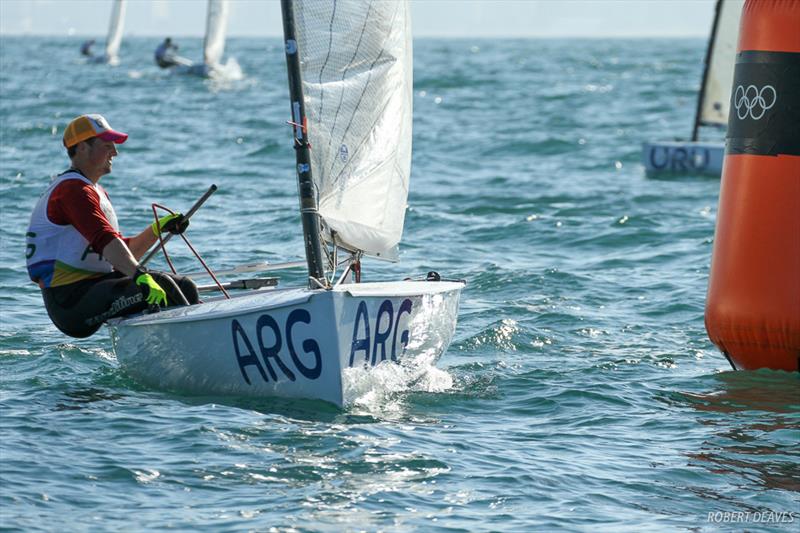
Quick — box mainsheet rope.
[149,203,230,299]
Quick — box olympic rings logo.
[734,85,777,120]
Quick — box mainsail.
[203,0,230,66]
[693,0,744,137]
[104,0,126,62]
[289,0,413,260]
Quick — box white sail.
[104,0,126,63]
[698,0,744,127]
[203,0,230,66]
[291,0,413,260]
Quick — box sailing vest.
[26,171,120,288]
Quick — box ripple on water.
[1,35,796,532]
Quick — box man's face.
[84,138,118,177]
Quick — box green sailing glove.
[135,269,168,306]
[151,213,189,237]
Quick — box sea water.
[0,36,797,532]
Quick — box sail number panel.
[231,298,414,385]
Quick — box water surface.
[1,36,797,532]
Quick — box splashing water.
[343,355,455,411]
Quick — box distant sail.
[698,0,744,128]
[290,0,413,259]
[105,0,126,62]
[203,0,230,66]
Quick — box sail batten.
[290,0,413,260]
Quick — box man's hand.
[135,271,168,306]
[151,213,189,237]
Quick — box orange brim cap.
[63,114,128,148]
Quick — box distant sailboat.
[178,0,241,78]
[642,0,744,175]
[87,0,126,66]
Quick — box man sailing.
[25,114,199,338]
[154,37,191,68]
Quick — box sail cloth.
[699,0,744,127]
[203,0,230,66]
[105,0,126,62]
[290,0,413,260]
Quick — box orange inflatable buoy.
[705,0,800,372]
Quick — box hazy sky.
[1,0,716,38]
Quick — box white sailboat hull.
[108,281,463,407]
[642,141,724,176]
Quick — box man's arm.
[101,237,141,276]
[126,227,158,259]
[126,213,189,259]
[103,237,169,307]
[50,181,184,266]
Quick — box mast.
[692,0,723,142]
[280,0,327,287]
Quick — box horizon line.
[1,32,709,39]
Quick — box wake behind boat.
[109,0,464,407]
[642,0,743,176]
